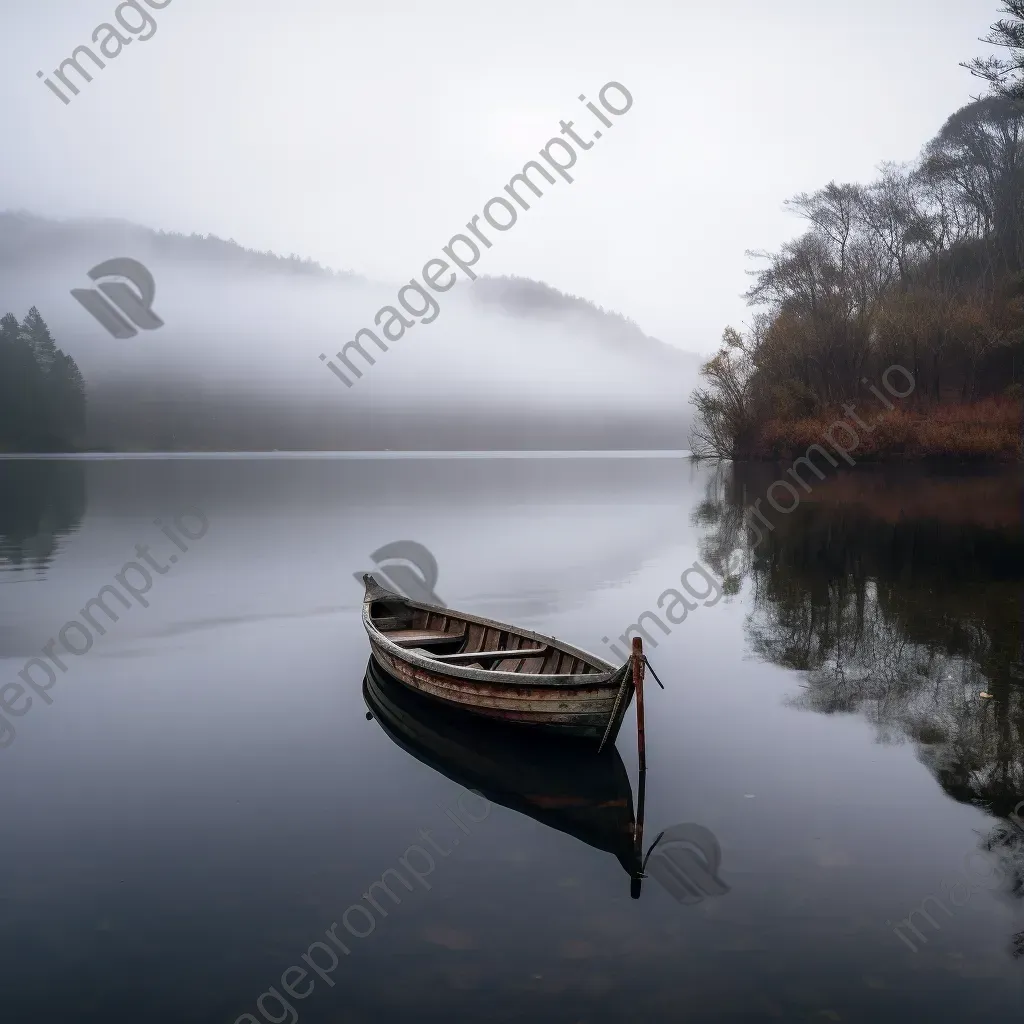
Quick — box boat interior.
[368,597,603,675]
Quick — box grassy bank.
[752,398,1022,462]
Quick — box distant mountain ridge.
[469,275,687,361]
[0,211,699,450]
[0,210,363,283]
[0,211,695,357]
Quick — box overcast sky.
[1,0,997,353]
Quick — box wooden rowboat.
[361,574,636,749]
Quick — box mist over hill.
[0,212,700,450]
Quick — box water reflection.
[363,659,647,895]
[695,462,1024,955]
[0,460,85,571]
[364,655,739,917]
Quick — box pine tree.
[46,350,88,447]
[20,306,58,373]
[0,311,46,450]
[964,2,1024,100]
[0,309,87,452]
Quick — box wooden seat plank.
[384,627,467,647]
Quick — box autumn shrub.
[752,398,1021,461]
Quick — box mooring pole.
[633,751,648,893]
[631,638,647,898]
[634,760,647,848]
[632,637,646,773]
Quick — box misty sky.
[1,0,997,353]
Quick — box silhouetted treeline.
[0,308,86,452]
[691,4,1024,459]
[0,211,362,284]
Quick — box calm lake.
[1,456,1021,1023]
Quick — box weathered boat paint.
[361,574,635,748]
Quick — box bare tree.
[688,327,755,459]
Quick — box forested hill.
[0,213,700,452]
[469,275,686,365]
[0,211,361,284]
[687,3,1024,461]
[0,213,680,360]
[690,93,1024,461]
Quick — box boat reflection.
[363,658,647,896]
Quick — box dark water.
[0,456,1021,1023]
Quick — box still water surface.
[0,457,1021,1023]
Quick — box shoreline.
[0,449,690,460]
[735,451,1022,464]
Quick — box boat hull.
[362,575,635,747]
[368,641,628,741]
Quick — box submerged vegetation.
[690,3,1024,460]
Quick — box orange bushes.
[753,398,1022,461]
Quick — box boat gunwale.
[361,574,627,691]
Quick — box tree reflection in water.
[0,460,85,571]
[693,462,1024,956]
